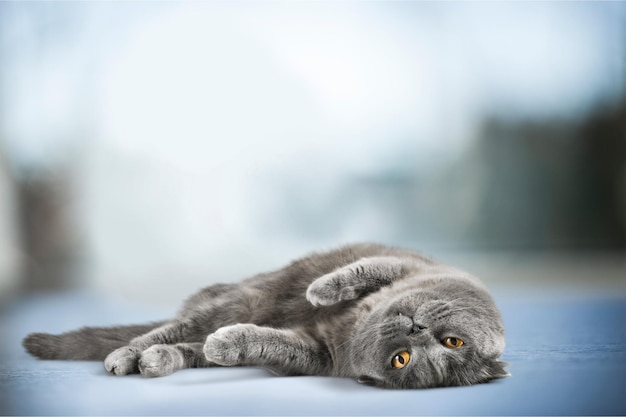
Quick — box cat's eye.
[391,351,411,369]
[442,337,464,348]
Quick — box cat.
[23,243,508,388]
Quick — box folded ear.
[484,360,510,381]
[357,375,384,387]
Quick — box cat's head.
[350,278,508,388]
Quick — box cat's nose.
[412,324,427,334]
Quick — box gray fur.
[23,243,508,388]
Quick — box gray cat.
[23,243,508,388]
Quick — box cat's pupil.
[396,355,405,364]
[449,338,457,345]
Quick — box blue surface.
[1,290,625,415]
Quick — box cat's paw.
[306,271,358,307]
[104,346,141,375]
[204,323,257,366]
[138,345,184,378]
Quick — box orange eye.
[443,337,464,348]
[391,351,411,369]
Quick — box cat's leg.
[306,256,413,306]
[138,342,212,377]
[105,320,198,375]
[204,324,332,376]
[106,284,252,376]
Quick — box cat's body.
[23,243,508,388]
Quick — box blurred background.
[0,1,624,306]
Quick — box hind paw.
[104,346,141,375]
[138,345,184,377]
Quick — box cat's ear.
[357,375,383,387]
[485,360,510,380]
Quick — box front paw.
[306,271,358,307]
[204,323,257,366]
[104,346,141,375]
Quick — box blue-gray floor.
[1,289,625,415]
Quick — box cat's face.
[350,280,508,388]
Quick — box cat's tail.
[22,321,166,361]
